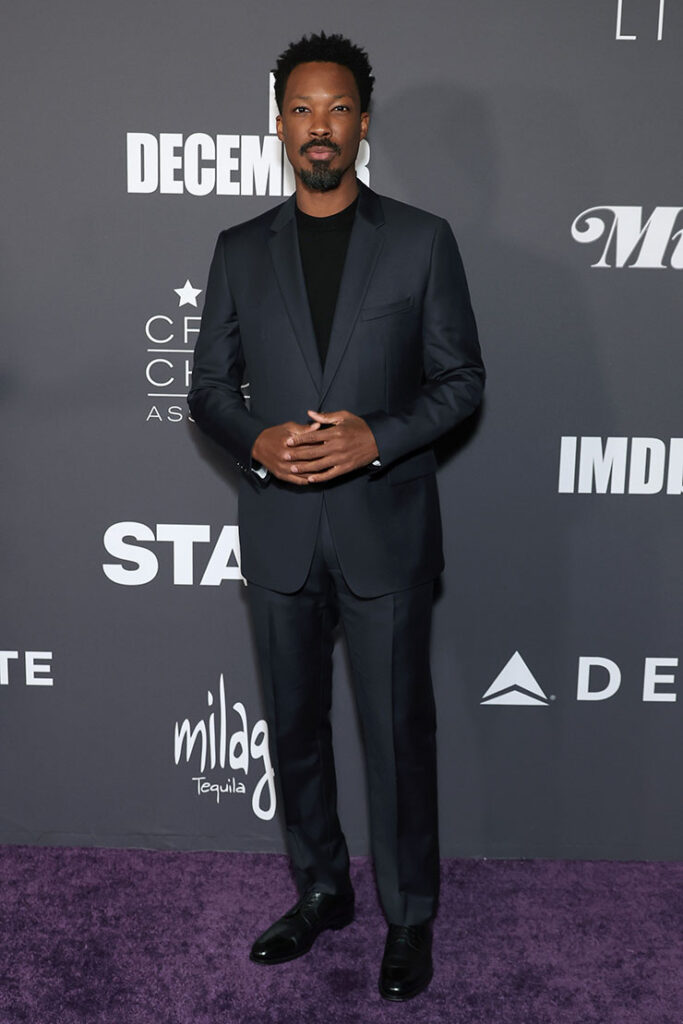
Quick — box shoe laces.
[285,887,329,923]
[297,889,324,914]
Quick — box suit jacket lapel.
[267,179,385,400]
[320,180,384,402]
[268,195,323,390]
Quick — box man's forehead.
[292,92,354,101]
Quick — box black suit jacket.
[188,178,485,596]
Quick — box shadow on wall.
[373,81,614,857]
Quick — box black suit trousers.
[246,492,440,926]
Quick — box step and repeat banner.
[2,1,681,859]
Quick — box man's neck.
[294,174,360,218]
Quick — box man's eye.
[334,105,350,111]
[293,106,309,113]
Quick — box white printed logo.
[481,653,679,705]
[558,437,683,495]
[174,673,276,820]
[615,0,666,41]
[0,651,54,687]
[145,280,202,425]
[480,652,549,706]
[571,207,683,268]
[102,523,244,586]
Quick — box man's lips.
[306,147,337,160]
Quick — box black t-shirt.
[295,194,359,368]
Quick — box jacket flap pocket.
[360,295,414,321]
[387,447,437,484]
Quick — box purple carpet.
[0,846,681,1023]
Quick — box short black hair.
[273,31,374,114]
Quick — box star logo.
[174,279,202,307]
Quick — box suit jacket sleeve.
[187,231,268,473]
[362,218,485,467]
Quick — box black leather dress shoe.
[249,888,355,965]
[379,923,433,1001]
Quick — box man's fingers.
[286,429,347,454]
[279,455,345,478]
[291,460,339,475]
[302,464,346,482]
[286,422,325,447]
[287,420,320,435]
[284,443,330,462]
[306,409,348,426]
[307,409,339,423]
[286,433,324,448]
[273,469,311,485]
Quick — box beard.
[298,157,344,192]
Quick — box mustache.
[300,141,341,155]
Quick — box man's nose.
[309,117,332,137]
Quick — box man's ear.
[360,112,370,140]
[275,114,284,142]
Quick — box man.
[188,31,484,1002]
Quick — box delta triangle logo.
[480,651,550,706]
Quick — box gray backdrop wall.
[2,0,681,860]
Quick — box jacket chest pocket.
[359,295,414,321]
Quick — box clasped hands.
[251,409,379,485]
